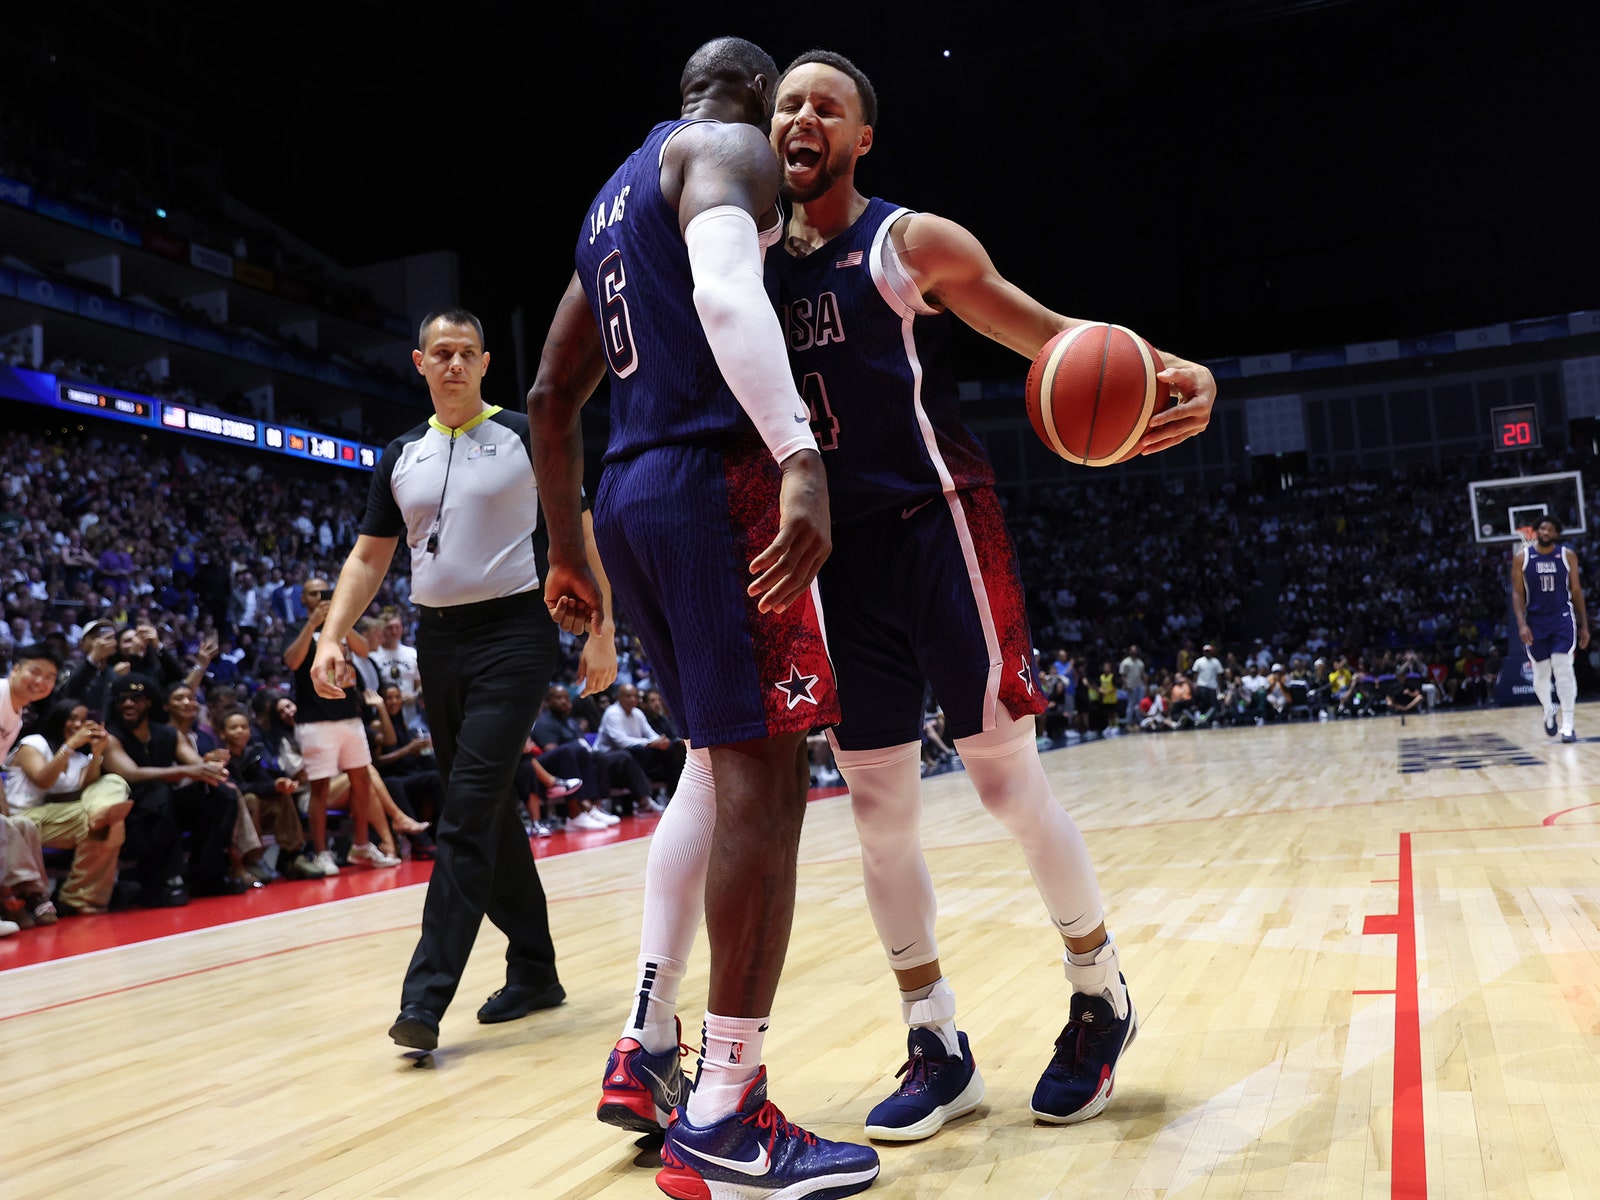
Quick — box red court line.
[0,820,661,972]
[1544,802,1600,825]
[0,867,690,1024]
[0,923,416,1023]
[2,788,856,973]
[1361,833,1427,1200]
[1414,822,1549,836]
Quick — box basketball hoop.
[1517,525,1537,548]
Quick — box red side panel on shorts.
[957,487,1046,721]
[722,440,841,738]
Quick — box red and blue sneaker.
[598,1019,690,1133]
[862,1027,984,1142]
[657,1066,879,1199]
[1030,982,1138,1124]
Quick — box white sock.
[687,1013,767,1125]
[1065,932,1130,1020]
[901,978,960,1057]
[622,955,685,1054]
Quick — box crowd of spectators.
[0,425,662,930]
[1013,456,1600,743]
[1,420,1593,929]
[1035,642,1495,744]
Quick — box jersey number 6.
[598,251,638,378]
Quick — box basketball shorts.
[820,486,1046,752]
[594,438,839,748]
[297,717,373,782]
[1525,613,1576,662]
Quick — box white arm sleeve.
[685,205,816,464]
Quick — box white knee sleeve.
[834,739,940,970]
[639,746,714,966]
[956,705,1105,940]
[1532,656,1554,712]
[1553,652,1578,733]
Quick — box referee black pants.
[403,590,560,1015]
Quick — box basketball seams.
[1037,325,1092,463]
[1027,322,1164,468]
[1082,324,1116,466]
[1091,325,1159,466]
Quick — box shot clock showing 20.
[1491,403,1540,452]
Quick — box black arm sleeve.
[359,437,407,539]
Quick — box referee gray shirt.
[361,405,542,609]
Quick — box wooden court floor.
[7,705,1600,1199]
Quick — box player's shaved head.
[681,37,777,97]
[680,36,778,122]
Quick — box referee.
[314,308,564,1051]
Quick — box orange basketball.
[1024,323,1168,467]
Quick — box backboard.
[1468,471,1586,544]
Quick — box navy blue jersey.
[576,119,762,463]
[766,197,995,524]
[1524,544,1575,624]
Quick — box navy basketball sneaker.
[657,1067,880,1199]
[1030,981,1138,1124]
[598,1019,689,1133]
[862,1027,984,1142]
[1545,708,1559,738]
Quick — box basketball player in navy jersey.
[527,36,879,1200]
[1512,515,1589,742]
[761,51,1213,1138]
[587,47,1217,1151]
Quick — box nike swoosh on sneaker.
[901,498,935,520]
[680,1140,771,1176]
[637,1061,687,1107]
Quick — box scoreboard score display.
[1491,403,1540,452]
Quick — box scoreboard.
[1490,403,1540,453]
[6,367,383,470]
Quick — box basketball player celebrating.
[585,47,1217,1150]
[528,36,879,1200]
[1512,515,1589,742]
[765,49,1215,1140]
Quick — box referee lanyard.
[424,405,501,556]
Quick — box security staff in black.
[315,309,563,1052]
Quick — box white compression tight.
[623,746,715,1051]
[1552,652,1578,735]
[836,705,1107,974]
[834,740,939,969]
[1532,657,1553,716]
[955,705,1106,941]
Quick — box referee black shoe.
[477,982,566,1024]
[389,1004,441,1051]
